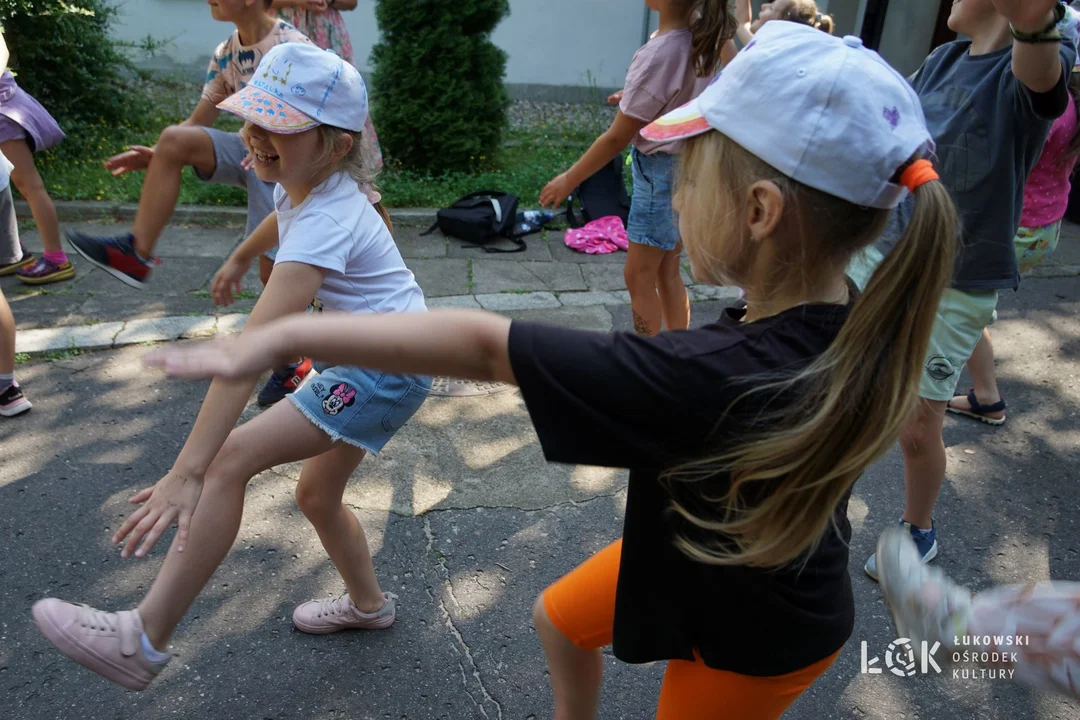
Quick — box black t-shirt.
[507,300,856,676]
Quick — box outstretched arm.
[113,262,325,558]
[998,0,1067,93]
[147,310,516,387]
[734,0,754,46]
[539,111,643,208]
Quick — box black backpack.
[565,156,631,229]
[422,190,526,253]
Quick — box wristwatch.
[1010,1,1068,43]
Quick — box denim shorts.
[627,147,680,251]
[288,362,432,454]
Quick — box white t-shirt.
[273,174,426,314]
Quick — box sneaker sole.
[292,612,396,635]
[31,601,155,691]
[0,398,32,417]
[65,233,148,290]
[865,541,938,582]
[0,256,35,277]
[946,406,1006,426]
[18,267,76,286]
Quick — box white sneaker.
[876,526,971,654]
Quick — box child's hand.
[304,0,328,10]
[607,90,624,105]
[104,145,154,176]
[540,173,574,209]
[211,255,253,306]
[241,151,255,172]
[992,0,1060,32]
[144,332,283,381]
[112,469,204,558]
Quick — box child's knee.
[533,592,555,634]
[156,125,202,163]
[899,404,945,455]
[295,480,340,520]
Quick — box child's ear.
[746,180,784,241]
[336,132,355,159]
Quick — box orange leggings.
[542,540,840,720]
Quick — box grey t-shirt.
[875,40,1076,291]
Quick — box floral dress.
[277,6,384,171]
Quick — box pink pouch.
[563,216,629,255]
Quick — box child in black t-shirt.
[144,24,958,718]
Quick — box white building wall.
[108,0,939,94]
[110,0,655,91]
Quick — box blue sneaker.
[257,358,312,407]
[865,519,937,582]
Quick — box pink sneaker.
[31,599,170,691]
[292,591,397,635]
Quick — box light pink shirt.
[1022,92,1079,228]
[620,29,711,155]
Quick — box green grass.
[27,75,602,210]
[14,352,31,365]
[42,348,84,362]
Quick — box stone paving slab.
[471,259,553,294]
[581,263,628,291]
[475,292,561,311]
[407,258,471,298]
[447,233,554,262]
[394,227,449,259]
[520,260,588,292]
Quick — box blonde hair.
[315,125,378,191]
[782,0,835,34]
[667,132,957,569]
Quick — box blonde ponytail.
[667,145,957,569]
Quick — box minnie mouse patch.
[322,382,356,416]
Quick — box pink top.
[620,29,710,155]
[1021,92,1079,228]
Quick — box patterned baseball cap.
[218,42,367,134]
[641,21,933,209]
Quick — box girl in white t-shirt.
[30,44,429,691]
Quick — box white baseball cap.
[641,21,933,209]
[218,42,368,134]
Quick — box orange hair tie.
[899,159,939,192]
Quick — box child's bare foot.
[946,389,1006,426]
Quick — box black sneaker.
[257,358,313,407]
[66,230,152,289]
[0,383,32,417]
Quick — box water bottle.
[521,210,554,225]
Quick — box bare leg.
[1,139,60,254]
[624,242,667,336]
[259,255,274,287]
[947,329,1005,419]
[534,597,603,720]
[899,398,948,530]
[657,243,689,331]
[138,401,333,649]
[294,443,386,613]
[0,288,14,375]
[130,126,217,258]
